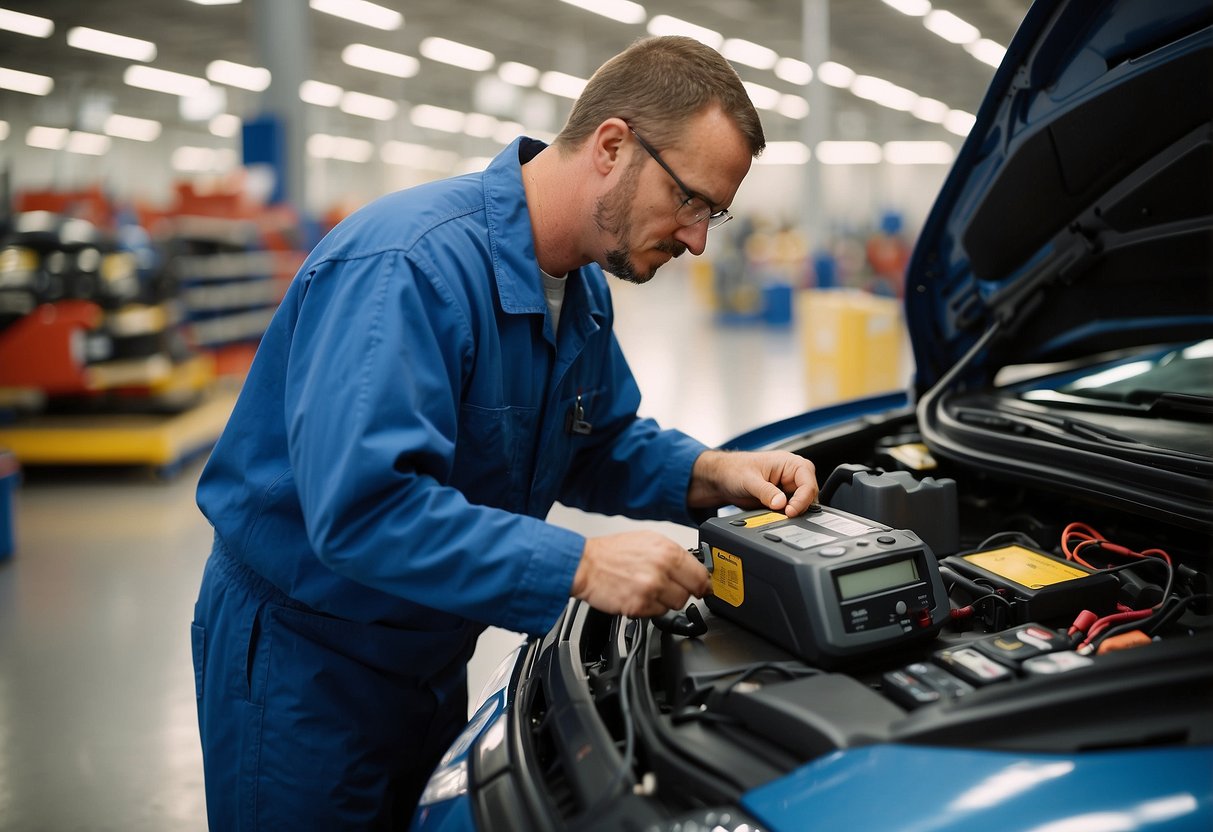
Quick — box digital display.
[836,557,919,601]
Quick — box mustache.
[655,239,687,258]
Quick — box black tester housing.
[700,505,949,668]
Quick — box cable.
[581,618,646,819]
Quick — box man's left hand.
[687,449,819,517]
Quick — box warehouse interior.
[0,0,1031,828]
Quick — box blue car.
[413,0,1213,828]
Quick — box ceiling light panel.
[646,15,722,49]
[26,125,69,150]
[966,38,1007,68]
[816,61,855,88]
[754,141,810,165]
[104,113,162,142]
[722,38,777,70]
[883,140,954,164]
[67,131,111,156]
[498,62,539,87]
[209,114,241,137]
[816,140,882,165]
[340,90,397,120]
[742,81,780,111]
[0,8,53,38]
[66,26,157,62]
[774,57,812,86]
[300,79,343,107]
[309,0,402,30]
[124,65,211,96]
[911,96,950,123]
[777,94,809,120]
[0,66,53,95]
[342,44,419,78]
[850,75,918,111]
[924,10,980,45]
[410,104,465,133]
[538,71,586,100]
[207,60,271,91]
[943,109,976,136]
[558,0,645,25]
[881,0,931,16]
[419,37,494,71]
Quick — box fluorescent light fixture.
[411,103,465,133]
[67,131,111,156]
[67,26,156,61]
[816,61,855,88]
[911,96,949,123]
[646,15,722,49]
[206,59,271,91]
[558,0,645,25]
[754,141,810,166]
[187,0,242,5]
[419,37,494,71]
[883,140,954,164]
[742,81,780,111]
[308,0,402,30]
[172,146,220,172]
[722,38,777,70]
[774,57,812,86]
[124,65,210,96]
[777,94,809,120]
[180,84,226,120]
[539,70,586,99]
[498,61,539,87]
[342,43,419,78]
[850,75,918,111]
[0,66,53,95]
[966,38,1006,68]
[340,90,397,120]
[0,8,53,38]
[26,125,69,150]
[815,140,882,165]
[209,113,241,137]
[924,10,980,45]
[300,79,343,107]
[943,109,977,136]
[493,120,524,145]
[307,133,373,162]
[0,121,8,141]
[881,0,930,16]
[381,140,458,171]
[463,112,498,138]
[104,113,161,142]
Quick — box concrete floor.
[0,267,906,830]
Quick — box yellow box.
[797,289,908,406]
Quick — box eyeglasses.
[628,126,733,231]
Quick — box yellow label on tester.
[739,511,787,528]
[711,547,745,607]
[962,546,1090,590]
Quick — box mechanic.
[191,34,819,830]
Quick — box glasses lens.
[706,211,733,230]
[676,197,711,227]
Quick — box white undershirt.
[540,269,567,334]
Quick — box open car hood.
[905,0,1213,392]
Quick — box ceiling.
[0,0,1033,174]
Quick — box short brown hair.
[553,36,765,157]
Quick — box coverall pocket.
[453,402,540,512]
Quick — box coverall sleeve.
[283,251,582,635]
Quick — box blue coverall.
[191,137,708,829]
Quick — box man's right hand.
[571,531,711,618]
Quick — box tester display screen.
[835,557,919,601]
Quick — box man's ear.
[590,118,630,177]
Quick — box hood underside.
[906,0,1213,391]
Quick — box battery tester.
[700,504,949,667]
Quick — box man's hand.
[571,531,711,618]
[687,449,819,517]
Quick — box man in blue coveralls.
[191,35,819,829]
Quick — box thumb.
[753,478,788,511]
